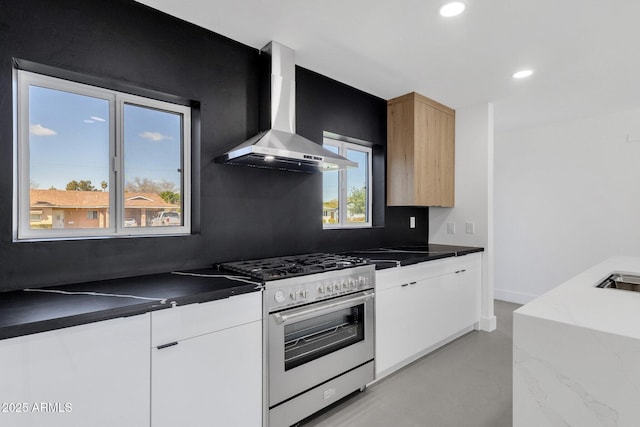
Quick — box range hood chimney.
[214,41,357,173]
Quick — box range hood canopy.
[214,41,357,173]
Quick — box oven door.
[268,290,374,407]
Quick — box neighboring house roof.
[30,189,179,209]
[123,193,178,208]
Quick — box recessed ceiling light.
[439,1,467,17]
[512,69,534,79]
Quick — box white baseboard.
[494,288,538,305]
[479,315,496,332]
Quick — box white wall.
[494,109,640,304]
[430,103,495,331]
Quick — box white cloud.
[140,131,173,142]
[83,120,95,123]
[30,124,57,136]
[90,116,106,122]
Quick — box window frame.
[15,70,191,241]
[322,136,372,229]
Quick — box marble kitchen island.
[513,256,640,427]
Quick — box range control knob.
[318,285,325,294]
[274,290,286,303]
[359,276,367,286]
[299,290,308,299]
[289,291,298,301]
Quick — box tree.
[100,180,108,191]
[323,199,339,209]
[125,177,176,194]
[347,186,367,215]
[159,190,181,205]
[66,180,97,191]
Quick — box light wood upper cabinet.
[387,92,455,207]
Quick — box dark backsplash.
[0,0,428,291]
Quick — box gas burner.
[218,253,368,281]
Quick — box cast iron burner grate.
[218,253,368,281]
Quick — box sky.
[28,85,182,192]
[322,144,368,204]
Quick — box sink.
[596,273,640,292]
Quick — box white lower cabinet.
[151,292,262,427]
[438,256,481,337]
[0,313,151,427]
[375,253,481,379]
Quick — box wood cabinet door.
[387,97,415,206]
[414,101,454,207]
[387,92,455,207]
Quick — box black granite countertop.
[342,244,484,270]
[0,268,262,340]
[0,245,483,341]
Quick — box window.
[15,70,191,240]
[322,136,372,228]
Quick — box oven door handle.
[273,292,374,325]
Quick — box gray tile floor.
[301,300,521,427]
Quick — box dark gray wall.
[0,0,428,292]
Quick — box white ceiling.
[135,0,640,131]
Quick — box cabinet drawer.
[151,292,262,347]
[438,252,481,275]
[376,259,442,292]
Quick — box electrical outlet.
[466,222,475,234]
[410,216,416,229]
[447,222,455,234]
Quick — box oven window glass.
[284,304,365,371]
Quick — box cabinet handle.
[454,269,467,274]
[401,283,409,287]
[157,341,179,350]
[409,281,417,285]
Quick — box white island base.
[513,256,640,427]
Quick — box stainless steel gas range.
[220,253,375,427]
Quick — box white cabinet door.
[375,284,413,376]
[0,314,151,427]
[151,293,262,427]
[376,274,445,377]
[375,253,482,379]
[411,276,445,352]
[437,255,481,337]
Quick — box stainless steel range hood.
[214,41,357,173]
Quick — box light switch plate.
[410,216,416,229]
[466,221,475,234]
[447,222,455,234]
